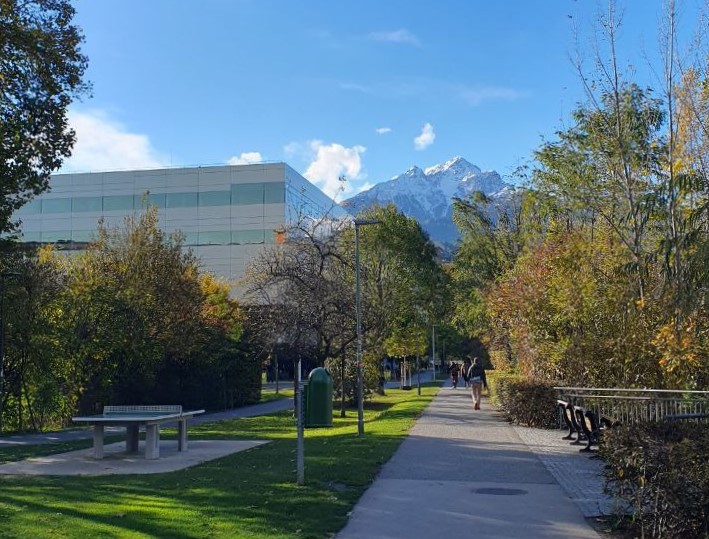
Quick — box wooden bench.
[573,405,621,453]
[72,405,204,460]
[557,400,585,445]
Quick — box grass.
[0,385,440,538]
[259,388,294,403]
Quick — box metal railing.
[554,387,709,424]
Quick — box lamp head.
[353,219,382,226]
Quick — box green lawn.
[259,388,294,403]
[0,385,440,538]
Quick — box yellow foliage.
[653,318,703,382]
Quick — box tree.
[56,207,252,411]
[1,247,71,432]
[244,204,448,410]
[1,0,89,234]
[356,205,448,392]
[448,189,526,370]
[244,214,356,415]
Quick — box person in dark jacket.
[461,357,471,388]
[467,357,488,410]
[449,362,460,388]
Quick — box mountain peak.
[342,156,514,246]
[424,156,480,177]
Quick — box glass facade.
[13,164,346,286]
[72,197,102,213]
[24,182,286,214]
[104,195,134,211]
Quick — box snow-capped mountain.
[341,156,516,246]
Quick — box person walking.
[449,362,460,389]
[467,357,487,410]
[461,357,471,388]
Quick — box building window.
[182,232,199,245]
[42,198,72,213]
[199,190,230,207]
[104,195,135,211]
[231,183,264,205]
[232,229,264,244]
[166,192,199,208]
[72,196,103,213]
[264,182,286,204]
[198,231,231,245]
[41,230,72,242]
[71,230,94,242]
[21,231,41,242]
[134,193,167,209]
[17,200,42,215]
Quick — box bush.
[487,371,522,408]
[492,376,558,429]
[602,421,709,539]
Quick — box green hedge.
[602,421,709,539]
[486,371,522,407]
[489,374,557,429]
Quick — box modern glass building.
[13,162,348,285]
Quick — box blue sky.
[64,0,704,200]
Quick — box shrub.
[487,371,522,408]
[602,421,709,539]
[492,377,558,429]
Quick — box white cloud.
[62,109,169,172]
[375,127,392,135]
[356,181,375,194]
[460,86,524,106]
[368,29,421,47]
[303,140,366,200]
[339,82,373,93]
[227,152,263,165]
[283,141,303,158]
[414,123,435,150]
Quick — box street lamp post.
[274,334,284,395]
[431,324,436,381]
[354,218,381,436]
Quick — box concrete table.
[72,405,204,460]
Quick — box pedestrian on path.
[461,357,471,388]
[449,362,460,388]
[467,357,487,410]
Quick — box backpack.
[468,364,483,382]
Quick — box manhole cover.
[474,487,528,496]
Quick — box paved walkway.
[337,383,607,539]
[1,381,615,536]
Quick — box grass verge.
[259,388,294,403]
[0,385,440,538]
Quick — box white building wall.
[12,162,337,288]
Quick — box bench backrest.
[557,400,571,429]
[574,405,593,433]
[103,405,182,415]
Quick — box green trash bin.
[305,367,333,427]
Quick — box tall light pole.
[431,324,436,381]
[355,218,381,436]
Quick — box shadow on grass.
[0,387,440,539]
[0,435,126,465]
[0,432,408,538]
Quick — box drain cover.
[474,487,528,496]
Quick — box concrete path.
[0,397,294,447]
[337,384,601,539]
[0,440,268,476]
